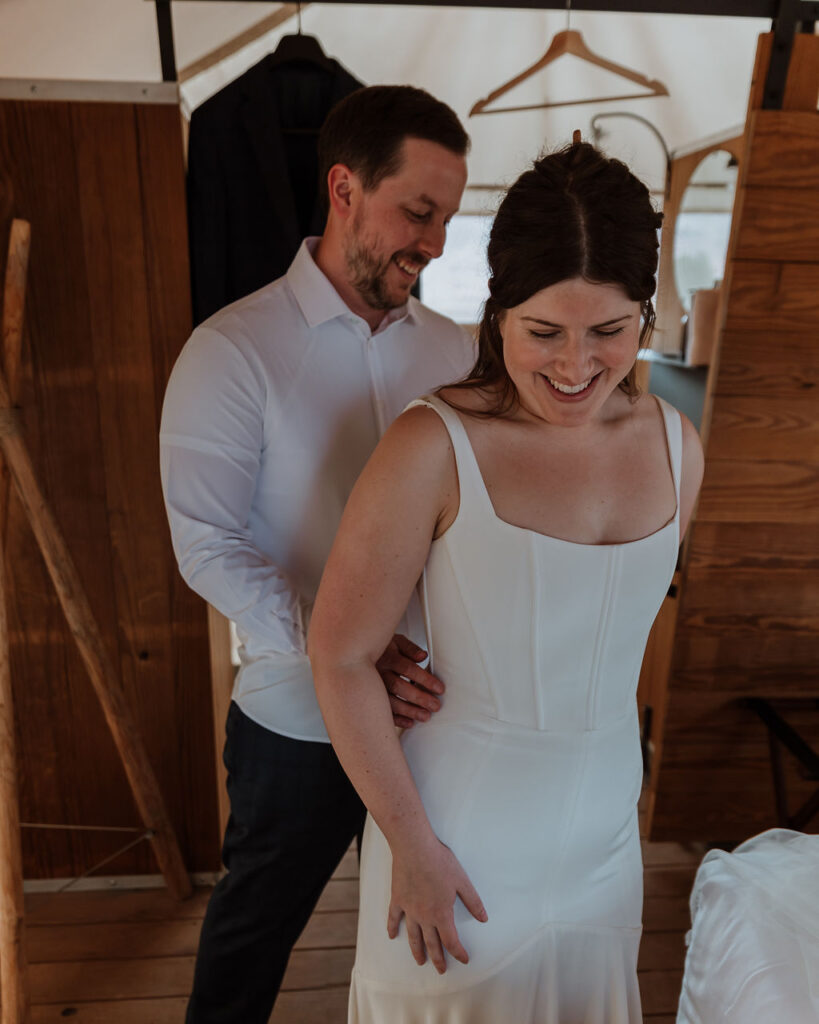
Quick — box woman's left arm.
[308,406,487,974]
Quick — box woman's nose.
[553,337,593,381]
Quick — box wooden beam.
[157,0,795,15]
[0,216,31,1024]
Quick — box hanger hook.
[565,0,572,32]
[297,1,302,35]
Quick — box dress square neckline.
[430,393,680,550]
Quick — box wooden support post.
[0,543,27,1024]
[0,217,31,1024]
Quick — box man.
[160,85,473,1023]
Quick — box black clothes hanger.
[268,2,336,73]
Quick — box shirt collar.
[287,237,417,334]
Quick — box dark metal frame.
[743,698,819,831]
[154,0,819,89]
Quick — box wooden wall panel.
[782,33,819,109]
[649,33,819,842]
[706,397,819,461]
[0,97,218,876]
[724,261,819,331]
[714,330,819,396]
[695,459,819,522]
[734,188,819,262]
[136,104,218,864]
[685,521,819,571]
[1,100,133,877]
[744,111,819,188]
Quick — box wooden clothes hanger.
[470,26,669,116]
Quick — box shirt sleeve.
[159,327,308,656]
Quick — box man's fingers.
[391,633,427,661]
[384,656,444,695]
[388,675,440,714]
[389,693,429,723]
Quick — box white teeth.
[395,258,422,275]
[546,375,593,395]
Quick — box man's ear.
[326,163,359,222]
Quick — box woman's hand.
[387,836,488,974]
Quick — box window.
[420,214,492,325]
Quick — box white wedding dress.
[349,392,682,1023]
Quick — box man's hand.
[376,634,444,729]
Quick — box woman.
[308,141,704,1023]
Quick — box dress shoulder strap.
[653,394,683,513]
[403,393,496,523]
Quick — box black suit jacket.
[187,52,364,325]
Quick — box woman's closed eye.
[528,327,626,340]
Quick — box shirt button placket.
[365,331,388,438]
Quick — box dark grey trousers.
[185,701,365,1024]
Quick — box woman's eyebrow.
[521,314,634,328]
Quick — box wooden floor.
[21,824,705,1024]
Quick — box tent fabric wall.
[0,96,219,878]
[0,3,770,199]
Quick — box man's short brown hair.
[317,85,469,210]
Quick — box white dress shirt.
[160,237,475,741]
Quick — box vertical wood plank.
[136,103,219,869]
[0,98,130,879]
[783,33,819,110]
[0,95,218,879]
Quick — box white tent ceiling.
[0,1,770,202]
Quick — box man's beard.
[344,216,426,311]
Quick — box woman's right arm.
[308,406,487,974]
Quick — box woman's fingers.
[405,917,427,966]
[387,900,403,940]
[423,924,447,974]
[437,916,469,967]
[458,875,489,925]
[389,842,488,974]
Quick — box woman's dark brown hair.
[446,140,663,416]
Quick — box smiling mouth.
[393,255,426,280]
[542,372,601,396]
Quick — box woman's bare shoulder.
[373,403,456,484]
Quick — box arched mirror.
[653,133,743,362]
[673,149,738,314]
